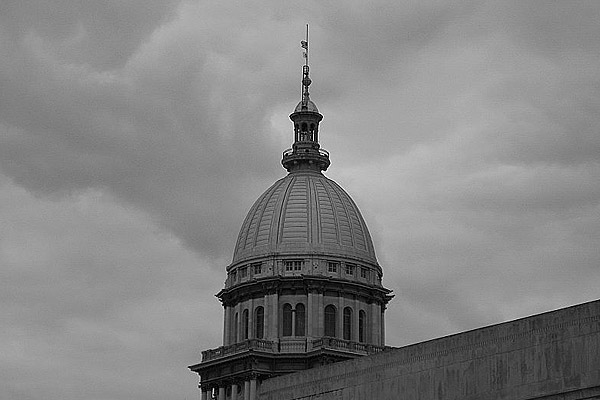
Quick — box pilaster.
[223,306,231,345]
[307,290,314,337]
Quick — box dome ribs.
[350,197,375,254]
[236,192,263,255]
[281,176,309,243]
[243,190,267,250]
[307,175,320,245]
[315,177,340,245]
[321,178,353,248]
[253,179,284,248]
[275,175,296,245]
[231,173,379,265]
[333,181,368,252]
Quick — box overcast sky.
[1,1,599,399]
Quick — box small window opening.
[328,262,338,273]
[285,260,303,271]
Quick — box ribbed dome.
[232,171,378,265]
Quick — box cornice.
[217,275,393,306]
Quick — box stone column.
[231,383,238,400]
[353,297,359,342]
[270,291,279,338]
[218,386,225,400]
[223,305,231,345]
[244,381,250,400]
[291,307,296,337]
[235,302,241,343]
[317,290,324,337]
[248,297,254,339]
[264,291,271,340]
[381,305,386,345]
[249,378,257,400]
[371,302,380,346]
[338,295,344,339]
[307,290,314,337]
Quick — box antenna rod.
[300,24,311,105]
[305,24,309,66]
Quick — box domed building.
[189,41,393,400]
[189,35,600,400]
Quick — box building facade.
[188,44,393,400]
[258,299,600,400]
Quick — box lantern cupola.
[282,28,330,173]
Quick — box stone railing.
[201,339,276,362]
[201,337,385,362]
[279,338,307,353]
[310,337,385,355]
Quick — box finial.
[300,24,311,108]
[301,24,309,66]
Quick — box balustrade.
[310,337,385,355]
[201,339,276,361]
[202,337,385,361]
[279,338,307,353]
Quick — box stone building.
[258,298,600,400]
[188,44,393,400]
[189,42,600,400]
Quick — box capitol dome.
[191,35,393,395]
[232,170,378,266]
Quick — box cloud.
[1,1,599,399]
[0,175,218,399]
[0,0,182,68]
[0,2,297,259]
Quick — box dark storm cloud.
[0,1,295,259]
[1,1,600,400]
[0,0,181,68]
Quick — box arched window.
[324,305,336,337]
[242,309,249,340]
[254,306,264,339]
[359,310,366,343]
[282,303,293,337]
[343,307,353,341]
[233,312,238,342]
[295,303,306,336]
[300,123,308,141]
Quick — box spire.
[300,25,312,110]
[282,24,330,173]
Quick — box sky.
[1,1,599,399]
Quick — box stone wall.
[258,299,600,400]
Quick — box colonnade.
[201,377,257,400]
[223,290,386,346]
